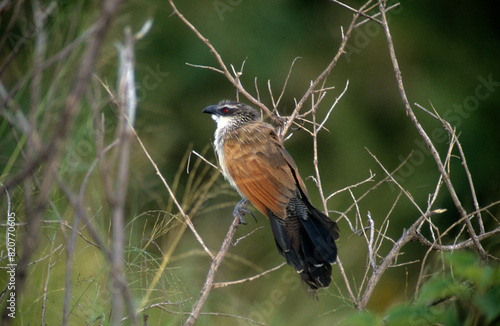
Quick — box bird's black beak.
[202,105,218,115]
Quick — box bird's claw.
[233,199,256,224]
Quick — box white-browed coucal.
[203,100,339,290]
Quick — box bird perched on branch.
[203,100,339,290]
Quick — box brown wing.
[224,122,308,219]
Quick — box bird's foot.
[233,199,256,225]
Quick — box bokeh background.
[1,0,499,325]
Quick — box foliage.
[342,252,500,326]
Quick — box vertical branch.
[366,212,376,270]
[0,4,124,324]
[108,21,148,325]
[357,220,423,310]
[311,105,329,214]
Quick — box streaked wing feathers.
[224,123,299,219]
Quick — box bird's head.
[202,100,260,130]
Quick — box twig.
[367,212,376,270]
[41,239,62,325]
[168,0,273,119]
[415,226,500,251]
[213,262,286,289]
[354,2,401,28]
[357,217,423,310]
[185,63,223,75]
[108,24,139,326]
[312,109,328,214]
[279,1,371,139]
[317,80,349,133]
[184,215,241,326]
[335,154,408,231]
[374,192,401,251]
[188,150,220,174]
[330,0,382,25]
[276,57,301,110]
[416,102,485,235]
[376,0,487,260]
[232,226,264,246]
[366,150,425,219]
[432,201,500,245]
[326,171,375,201]
[132,124,214,312]
[134,133,213,258]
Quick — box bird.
[203,100,339,290]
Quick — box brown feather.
[224,122,303,219]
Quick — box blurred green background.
[1,0,499,325]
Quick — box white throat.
[212,114,233,131]
[211,115,240,193]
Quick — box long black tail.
[268,196,339,290]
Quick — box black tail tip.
[300,263,333,290]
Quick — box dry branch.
[1,2,124,325]
[167,0,273,119]
[184,215,241,326]
[376,0,487,260]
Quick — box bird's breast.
[214,129,243,195]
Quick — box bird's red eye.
[223,107,229,114]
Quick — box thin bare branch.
[280,1,371,138]
[132,125,215,311]
[377,0,487,260]
[330,0,382,25]
[188,150,220,174]
[354,2,401,28]
[367,212,376,270]
[276,57,301,109]
[167,0,273,119]
[185,62,224,74]
[326,171,375,201]
[415,226,500,251]
[415,102,485,235]
[213,262,286,289]
[184,215,241,326]
[336,256,358,305]
[317,80,349,133]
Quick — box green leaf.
[341,311,381,326]
[415,277,472,306]
[474,285,500,323]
